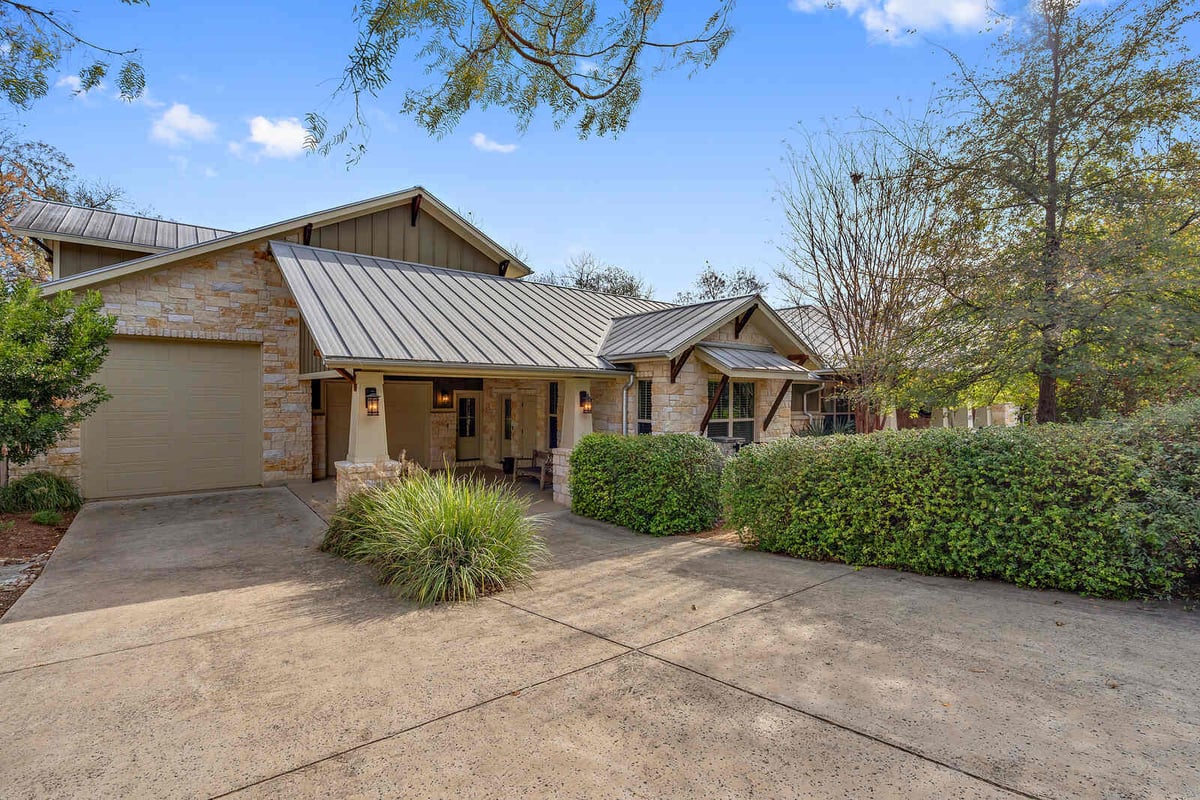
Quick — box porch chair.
[514,449,552,490]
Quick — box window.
[311,379,322,411]
[707,380,755,441]
[457,396,476,438]
[503,397,513,441]
[636,379,652,435]
[548,382,560,449]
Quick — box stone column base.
[550,447,572,507]
[334,459,411,505]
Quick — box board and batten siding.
[58,242,153,279]
[299,317,322,375]
[286,203,501,275]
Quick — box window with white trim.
[707,380,755,441]
[636,379,652,435]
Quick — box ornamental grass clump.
[0,472,82,513]
[322,470,548,605]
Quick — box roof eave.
[321,357,633,379]
[13,229,170,254]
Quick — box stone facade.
[550,447,572,506]
[19,240,311,488]
[480,378,550,469]
[312,414,327,480]
[334,457,420,505]
[430,409,456,467]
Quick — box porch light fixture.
[434,388,453,409]
[364,386,380,416]
[579,390,592,414]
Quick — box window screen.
[636,379,652,435]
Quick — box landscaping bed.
[0,509,75,618]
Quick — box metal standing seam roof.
[270,241,674,373]
[695,343,818,379]
[597,295,759,360]
[11,199,233,251]
[777,305,842,369]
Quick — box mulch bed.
[0,511,75,619]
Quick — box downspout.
[621,373,635,436]
[800,385,821,432]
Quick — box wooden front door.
[455,391,482,461]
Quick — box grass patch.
[29,509,63,526]
[322,470,548,605]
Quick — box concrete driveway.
[1,489,1197,799]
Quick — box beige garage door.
[82,337,262,498]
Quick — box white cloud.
[56,74,103,99]
[151,103,216,146]
[231,116,308,159]
[471,132,518,154]
[789,0,990,41]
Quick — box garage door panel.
[82,338,262,499]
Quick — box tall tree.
[0,135,131,283]
[905,0,1200,423]
[777,130,957,432]
[0,1,146,108]
[536,251,653,298]
[0,279,115,480]
[308,1,734,162]
[674,262,768,304]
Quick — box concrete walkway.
[0,488,1197,799]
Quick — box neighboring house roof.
[39,186,532,294]
[599,294,813,362]
[271,241,671,375]
[777,305,842,369]
[695,342,817,380]
[11,199,232,253]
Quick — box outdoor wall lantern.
[579,390,593,414]
[434,388,453,409]
[364,386,380,416]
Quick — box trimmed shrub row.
[722,401,1200,599]
[569,433,724,535]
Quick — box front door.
[455,391,482,461]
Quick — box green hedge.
[721,401,1200,599]
[569,433,724,535]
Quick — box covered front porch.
[308,369,607,505]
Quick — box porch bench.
[514,450,552,490]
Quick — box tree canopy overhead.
[894,0,1200,423]
[308,0,734,162]
[535,251,653,298]
[0,0,146,109]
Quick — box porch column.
[558,378,593,448]
[551,378,593,508]
[347,371,389,462]
[336,371,407,505]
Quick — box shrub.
[30,509,63,526]
[0,472,83,513]
[322,470,548,605]
[722,401,1200,599]
[569,433,724,535]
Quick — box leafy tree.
[309,0,734,162]
[0,279,115,480]
[0,1,146,108]
[674,262,768,304]
[897,0,1200,422]
[777,129,957,432]
[536,251,653,298]
[0,134,132,283]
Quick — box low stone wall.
[334,457,419,505]
[551,447,572,507]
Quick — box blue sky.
[13,1,1014,300]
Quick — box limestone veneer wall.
[18,241,311,487]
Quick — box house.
[14,188,821,504]
[777,305,1019,433]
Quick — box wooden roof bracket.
[734,305,757,339]
[334,367,356,388]
[302,222,313,245]
[699,374,729,434]
[669,346,694,383]
[498,259,510,277]
[763,379,794,431]
[410,194,423,226]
